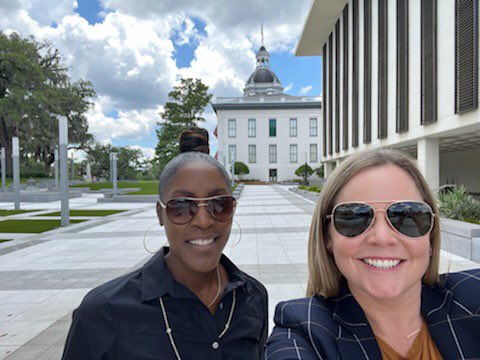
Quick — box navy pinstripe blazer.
[266,269,480,360]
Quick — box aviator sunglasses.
[159,195,236,225]
[326,200,435,238]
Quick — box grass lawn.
[37,210,125,217]
[72,181,158,195]
[0,209,36,216]
[0,219,86,233]
[0,239,11,243]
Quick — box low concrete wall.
[0,191,82,202]
[440,218,480,262]
[97,195,157,203]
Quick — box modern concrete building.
[296,0,480,194]
[212,45,322,182]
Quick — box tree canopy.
[0,32,95,175]
[234,161,249,180]
[155,78,212,169]
[86,143,144,180]
[295,164,314,184]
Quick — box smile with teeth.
[362,258,402,269]
[187,238,215,246]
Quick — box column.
[12,137,20,210]
[324,161,335,178]
[417,137,439,191]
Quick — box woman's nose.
[365,210,399,245]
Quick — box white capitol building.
[212,45,323,182]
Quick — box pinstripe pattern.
[266,269,480,359]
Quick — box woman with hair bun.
[179,127,210,154]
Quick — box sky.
[0,0,322,159]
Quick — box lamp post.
[12,137,20,210]
[112,153,117,196]
[59,116,69,226]
[1,147,5,191]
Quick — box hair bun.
[179,127,210,154]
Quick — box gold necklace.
[207,266,222,308]
[159,289,236,360]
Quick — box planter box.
[440,218,480,262]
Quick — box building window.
[310,144,318,163]
[343,4,349,150]
[397,0,409,133]
[228,145,236,164]
[378,0,388,139]
[421,0,437,124]
[289,118,297,137]
[290,144,298,163]
[269,119,277,137]
[352,0,359,147]
[455,0,478,114]
[363,0,372,144]
[335,20,341,152]
[228,119,236,138]
[269,145,277,163]
[323,44,327,157]
[248,118,256,137]
[328,33,333,155]
[310,118,318,136]
[248,145,256,163]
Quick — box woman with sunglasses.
[63,152,268,360]
[266,149,480,359]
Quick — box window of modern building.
[248,118,256,137]
[396,0,409,133]
[454,0,478,114]
[343,4,349,150]
[378,0,388,139]
[352,0,359,147]
[363,0,372,144]
[323,43,327,157]
[310,118,318,136]
[335,20,341,153]
[228,119,236,138]
[421,0,437,124]
[269,144,277,163]
[228,145,236,164]
[248,145,256,163]
[289,118,297,137]
[269,119,277,137]
[290,144,298,163]
[310,144,318,163]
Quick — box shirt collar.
[141,247,249,302]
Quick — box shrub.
[233,162,249,180]
[437,185,480,224]
[298,184,322,193]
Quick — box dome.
[247,68,280,84]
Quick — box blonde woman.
[266,149,480,359]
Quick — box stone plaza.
[0,185,478,359]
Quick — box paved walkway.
[0,185,478,359]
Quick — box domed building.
[212,44,322,182]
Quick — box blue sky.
[1,0,322,158]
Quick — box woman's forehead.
[166,163,229,194]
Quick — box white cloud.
[299,85,313,95]
[284,83,293,92]
[0,0,313,154]
[130,145,156,161]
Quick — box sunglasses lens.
[387,201,433,237]
[209,196,235,222]
[166,199,195,224]
[333,203,374,237]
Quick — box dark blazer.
[266,269,480,360]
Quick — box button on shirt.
[62,248,268,360]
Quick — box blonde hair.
[306,149,441,298]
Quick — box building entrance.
[269,169,277,182]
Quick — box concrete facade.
[297,0,480,193]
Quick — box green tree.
[295,164,314,184]
[155,78,212,169]
[86,143,143,180]
[314,165,325,178]
[234,161,249,180]
[0,32,95,175]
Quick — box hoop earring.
[143,222,164,254]
[228,219,242,247]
